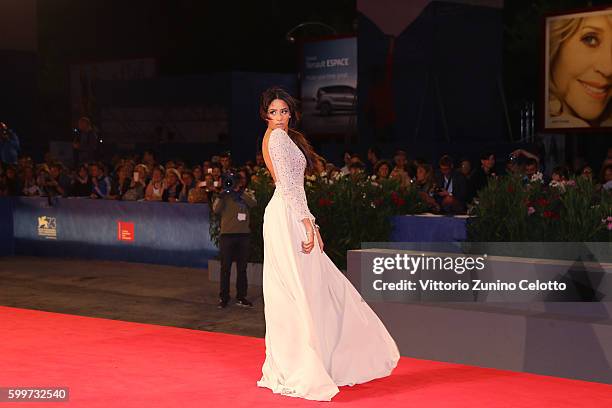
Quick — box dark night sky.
[38,0,357,74]
[33,0,355,134]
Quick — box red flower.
[542,210,559,220]
[395,198,406,207]
[525,200,534,207]
[506,186,515,193]
[373,198,384,206]
[536,198,549,207]
[391,191,400,201]
[318,198,333,207]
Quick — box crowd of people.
[0,149,245,204]
[1,122,611,214]
[313,146,612,213]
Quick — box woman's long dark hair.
[259,86,321,172]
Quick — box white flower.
[306,181,312,187]
[306,174,316,181]
[530,172,544,183]
[549,180,566,192]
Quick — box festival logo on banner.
[117,221,135,242]
[37,216,57,240]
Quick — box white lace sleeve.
[268,128,316,223]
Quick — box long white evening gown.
[256,128,400,402]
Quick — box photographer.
[0,122,20,166]
[212,171,257,309]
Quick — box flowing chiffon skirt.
[256,189,400,401]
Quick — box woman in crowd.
[192,165,203,183]
[579,164,594,181]
[122,164,148,201]
[187,177,209,204]
[339,151,352,176]
[389,150,413,190]
[598,163,612,191]
[312,157,327,178]
[144,166,165,201]
[414,163,440,211]
[550,166,570,184]
[178,170,195,202]
[162,168,182,202]
[390,167,411,191]
[374,160,392,180]
[108,164,132,200]
[202,160,212,177]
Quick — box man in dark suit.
[469,151,497,201]
[434,155,468,214]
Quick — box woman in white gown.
[256,87,400,402]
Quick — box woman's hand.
[301,220,315,254]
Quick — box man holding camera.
[0,122,20,165]
[212,171,257,309]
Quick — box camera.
[221,171,241,193]
[72,127,80,142]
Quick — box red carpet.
[0,306,610,407]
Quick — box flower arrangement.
[210,169,611,270]
[467,174,612,242]
[210,169,428,269]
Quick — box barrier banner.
[11,197,217,267]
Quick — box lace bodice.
[267,128,316,223]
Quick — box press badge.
[237,213,247,221]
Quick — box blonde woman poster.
[545,9,612,129]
